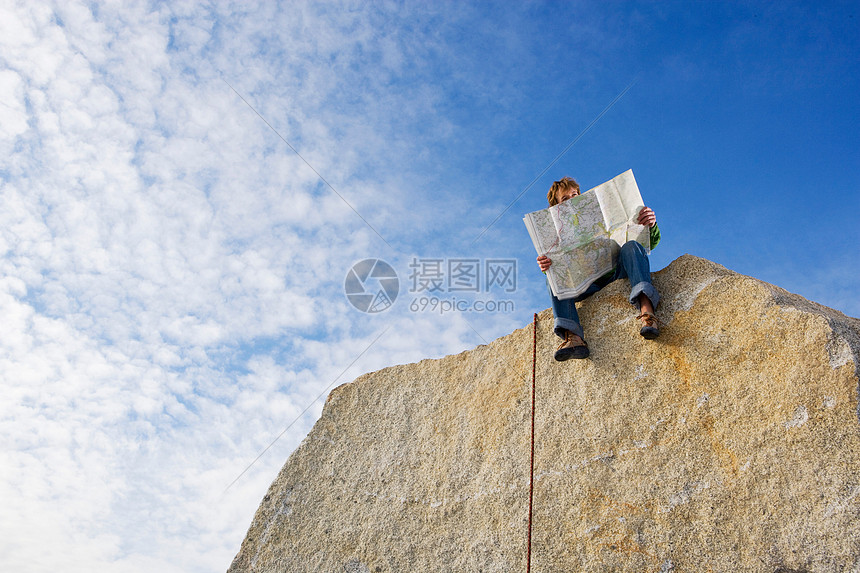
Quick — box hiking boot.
[555,330,589,361]
[637,312,660,339]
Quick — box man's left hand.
[638,207,657,228]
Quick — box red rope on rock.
[527,312,537,572]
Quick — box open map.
[523,169,651,300]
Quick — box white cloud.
[1,1,524,570]
[0,70,28,147]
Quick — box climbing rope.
[526,312,537,572]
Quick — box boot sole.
[554,347,590,361]
[640,327,660,339]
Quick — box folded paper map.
[523,169,650,300]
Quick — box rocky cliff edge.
[228,254,860,573]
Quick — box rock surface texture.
[228,255,860,573]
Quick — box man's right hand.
[537,255,552,272]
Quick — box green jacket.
[648,222,661,250]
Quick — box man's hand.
[537,255,552,272]
[638,206,657,228]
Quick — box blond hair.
[547,176,580,206]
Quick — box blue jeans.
[549,240,660,339]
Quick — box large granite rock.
[228,255,860,573]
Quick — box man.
[537,176,661,361]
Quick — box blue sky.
[0,1,857,571]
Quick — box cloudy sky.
[1,1,857,571]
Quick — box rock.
[228,255,860,573]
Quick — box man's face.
[557,186,580,204]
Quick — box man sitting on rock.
[537,176,662,361]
